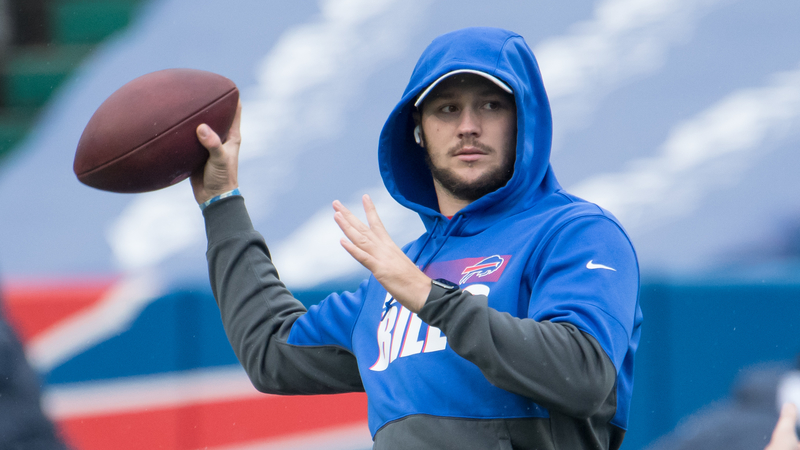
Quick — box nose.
[457,107,481,139]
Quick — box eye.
[440,105,458,113]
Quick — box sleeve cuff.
[202,194,255,244]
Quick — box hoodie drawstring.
[418,214,463,273]
[379,215,466,320]
[410,216,440,266]
[380,216,443,321]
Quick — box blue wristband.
[200,188,241,211]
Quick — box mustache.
[446,139,495,156]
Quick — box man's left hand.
[333,195,431,313]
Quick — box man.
[646,361,800,450]
[191,27,642,449]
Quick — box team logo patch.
[460,255,505,285]
[423,254,511,286]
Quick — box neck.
[433,180,471,217]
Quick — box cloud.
[570,62,800,231]
[268,0,733,288]
[270,188,423,289]
[535,0,728,136]
[106,0,429,272]
[107,186,201,271]
[105,0,741,287]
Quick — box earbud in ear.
[414,125,422,145]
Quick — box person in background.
[0,284,69,449]
[765,403,800,450]
[646,361,800,450]
[0,0,10,56]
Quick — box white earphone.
[414,125,422,145]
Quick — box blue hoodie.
[204,27,642,450]
[381,27,555,236]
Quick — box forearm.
[418,289,616,418]
[205,196,363,394]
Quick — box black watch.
[430,278,460,297]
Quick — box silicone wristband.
[199,188,241,211]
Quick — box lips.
[453,145,489,162]
[455,146,486,155]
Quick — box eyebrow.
[428,87,511,102]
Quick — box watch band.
[430,278,460,298]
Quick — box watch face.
[433,278,459,291]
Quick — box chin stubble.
[424,143,515,202]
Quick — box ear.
[411,111,424,147]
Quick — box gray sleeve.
[418,286,616,418]
[203,196,363,395]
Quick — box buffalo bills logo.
[460,255,505,285]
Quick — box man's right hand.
[191,100,242,205]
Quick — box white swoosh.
[586,260,617,271]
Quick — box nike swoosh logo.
[586,260,616,271]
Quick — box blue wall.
[41,280,800,449]
[622,281,800,449]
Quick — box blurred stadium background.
[0,0,799,449]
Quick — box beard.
[424,141,516,203]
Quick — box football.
[73,68,239,193]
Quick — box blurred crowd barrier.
[3,278,798,449]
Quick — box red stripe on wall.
[57,392,368,450]
[1,279,116,343]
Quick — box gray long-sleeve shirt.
[204,196,623,449]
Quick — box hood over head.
[379,27,558,235]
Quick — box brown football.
[73,68,239,193]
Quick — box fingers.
[332,198,385,267]
[776,403,798,437]
[783,402,798,422]
[197,107,240,158]
[334,210,374,269]
[196,123,223,155]
[335,195,389,239]
[192,108,241,204]
[333,200,370,235]
[362,195,389,239]
[332,199,355,221]
[333,206,369,249]
[339,236,371,265]
[767,403,800,450]
[332,196,431,313]
[197,100,242,153]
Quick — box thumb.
[196,124,223,155]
